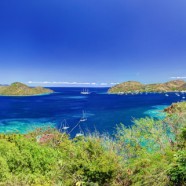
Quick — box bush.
[0,135,60,185]
[55,137,121,185]
[0,156,9,181]
[168,150,186,185]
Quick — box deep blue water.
[0,87,185,137]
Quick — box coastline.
[108,91,186,95]
[0,92,54,97]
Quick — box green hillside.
[109,80,186,93]
[0,82,53,96]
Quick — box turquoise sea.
[0,87,185,137]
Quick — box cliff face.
[0,82,54,96]
[108,80,186,93]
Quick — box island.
[0,82,54,96]
[108,80,186,94]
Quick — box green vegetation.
[0,102,186,185]
[164,101,186,114]
[108,80,186,93]
[0,82,53,96]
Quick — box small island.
[0,82,54,96]
[108,80,186,94]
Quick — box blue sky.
[0,0,186,86]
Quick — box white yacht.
[81,89,90,95]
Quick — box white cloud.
[170,76,186,79]
[110,82,119,85]
[28,81,120,86]
[28,81,94,85]
[100,83,108,86]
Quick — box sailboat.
[75,125,84,137]
[80,88,90,95]
[60,119,69,131]
[80,110,87,122]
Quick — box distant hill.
[0,82,54,96]
[108,80,186,93]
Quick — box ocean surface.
[0,87,185,137]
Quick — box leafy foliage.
[168,150,186,185]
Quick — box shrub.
[0,156,9,181]
[168,150,186,185]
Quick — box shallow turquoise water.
[0,119,55,134]
[144,105,168,119]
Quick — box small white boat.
[60,119,69,131]
[75,126,84,137]
[81,89,90,95]
[75,132,84,137]
[80,110,87,122]
[175,93,180,97]
[165,94,169,97]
